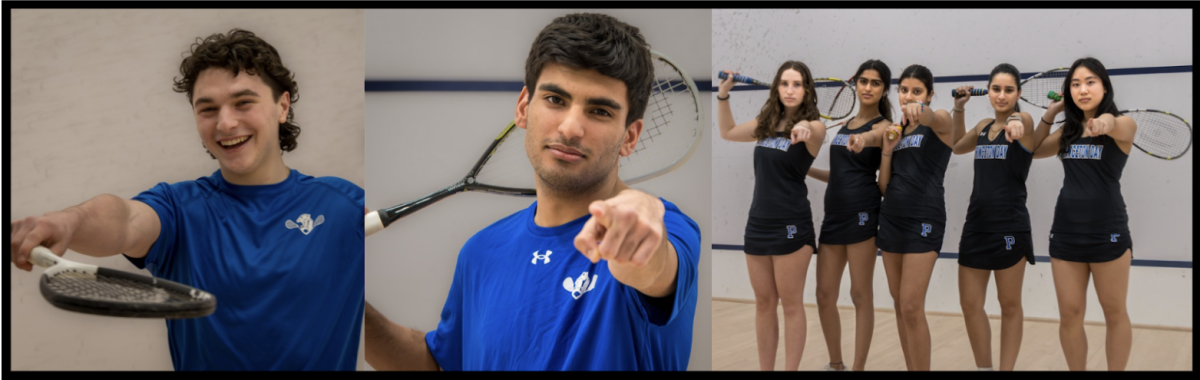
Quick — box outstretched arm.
[11,194,160,271]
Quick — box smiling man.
[9,29,365,370]
[362,13,701,371]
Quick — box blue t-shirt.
[128,169,364,370]
[425,198,700,370]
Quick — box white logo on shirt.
[563,271,598,300]
[285,213,325,235]
[532,250,552,264]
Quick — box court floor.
[712,299,1193,371]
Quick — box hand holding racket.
[717,70,770,87]
[26,246,216,319]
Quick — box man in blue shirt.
[363,13,701,371]
[9,29,365,370]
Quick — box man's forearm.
[364,302,440,371]
[63,194,158,258]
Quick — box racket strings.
[1023,70,1068,108]
[46,272,192,304]
[620,57,700,183]
[815,81,854,120]
[474,126,536,189]
[1130,111,1193,158]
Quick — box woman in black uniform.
[1032,57,1135,371]
[847,64,957,371]
[805,59,894,371]
[716,61,826,371]
[949,63,1050,371]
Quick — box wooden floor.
[712,299,1192,371]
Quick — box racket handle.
[365,211,385,237]
[886,126,901,141]
[29,246,61,268]
[951,88,987,98]
[717,71,768,86]
[1047,91,1063,101]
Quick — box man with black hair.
[363,13,700,371]
[10,29,365,371]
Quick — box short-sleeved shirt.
[425,199,701,370]
[129,169,365,370]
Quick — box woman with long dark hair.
[949,63,1051,371]
[805,59,893,371]
[847,64,959,371]
[1032,57,1136,371]
[716,61,826,371]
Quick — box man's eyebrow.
[192,89,261,107]
[537,83,623,111]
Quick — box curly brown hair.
[173,29,301,157]
[754,61,820,139]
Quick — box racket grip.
[951,88,987,98]
[717,71,764,86]
[1047,91,1063,101]
[29,246,60,268]
[365,211,384,237]
[886,127,900,141]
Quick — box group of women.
[716,57,1136,371]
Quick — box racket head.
[1124,109,1193,160]
[620,50,703,185]
[34,247,216,319]
[814,77,855,120]
[1019,67,1069,109]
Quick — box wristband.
[716,94,730,101]
[1041,117,1052,124]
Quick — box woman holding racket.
[948,63,1050,371]
[804,59,894,371]
[847,64,956,371]
[717,61,826,371]
[1032,57,1135,371]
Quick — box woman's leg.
[881,251,911,370]
[1091,249,1132,371]
[1050,257,1092,371]
[896,252,938,371]
[958,264,994,369]
[845,238,878,371]
[745,254,780,370]
[993,257,1028,371]
[815,243,848,370]
[772,245,815,370]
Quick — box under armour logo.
[1004,236,1015,250]
[532,250,552,264]
[920,223,932,237]
[285,213,324,235]
[858,212,868,226]
[1111,234,1120,243]
[786,225,797,239]
[563,271,598,300]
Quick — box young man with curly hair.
[9,29,365,371]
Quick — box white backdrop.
[7,9,366,370]
[364,9,713,370]
[712,9,1192,328]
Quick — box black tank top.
[825,116,885,213]
[1051,135,1130,234]
[965,121,1034,232]
[749,131,816,218]
[879,124,952,220]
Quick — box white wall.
[712,9,1192,328]
[7,9,366,370]
[364,9,713,370]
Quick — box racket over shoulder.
[31,246,216,319]
[814,77,855,120]
[1124,109,1193,160]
